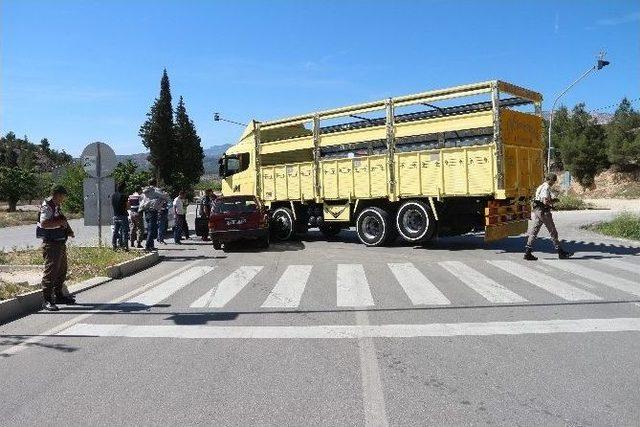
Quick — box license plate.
[226,218,246,226]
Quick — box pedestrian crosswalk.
[128,257,640,310]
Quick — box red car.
[209,195,270,250]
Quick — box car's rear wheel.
[356,207,394,246]
[271,207,295,241]
[396,200,436,243]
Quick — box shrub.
[591,212,640,240]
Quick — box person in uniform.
[128,186,144,248]
[524,173,573,261]
[37,185,76,311]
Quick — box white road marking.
[337,264,374,307]
[488,260,601,301]
[439,261,527,303]
[541,260,640,297]
[126,266,215,306]
[261,265,313,308]
[1,261,202,357]
[190,266,263,308]
[355,311,389,427]
[596,259,640,275]
[58,317,640,339]
[388,263,450,305]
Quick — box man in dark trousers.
[524,173,573,261]
[111,182,129,251]
[37,185,75,311]
[128,186,143,248]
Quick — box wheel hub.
[362,216,382,240]
[402,208,425,234]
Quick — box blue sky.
[1,0,638,156]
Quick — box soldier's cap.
[545,173,558,183]
[51,185,68,195]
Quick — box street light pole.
[547,54,610,173]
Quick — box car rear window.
[213,198,259,214]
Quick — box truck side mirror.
[218,157,226,178]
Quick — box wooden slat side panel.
[397,152,420,196]
[369,156,388,198]
[467,146,494,194]
[261,166,275,201]
[286,164,301,200]
[337,158,354,199]
[274,166,288,201]
[299,163,314,200]
[419,151,442,196]
[443,151,468,194]
[322,161,338,199]
[353,157,371,198]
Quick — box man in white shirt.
[524,173,573,260]
[173,190,186,244]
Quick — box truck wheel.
[356,207,393,246]
[396,200,436,243]
[271,207,295,241]
[212,240,222,250]
[319,224,341,238]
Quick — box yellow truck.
[218,80,543,246]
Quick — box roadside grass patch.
[554,194,594,211]
[1,245,142,284]
[588,212,640,241]
[0,210,82,228]
[0,280,39,300]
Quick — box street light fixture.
[547,52,610,173]
[213,112,247,127]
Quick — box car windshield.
[213,198,259,214]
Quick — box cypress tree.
[139,69,176,184]
[174,96,204,187]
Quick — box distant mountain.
[116,144,232,175]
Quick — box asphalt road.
[2,210,640,426]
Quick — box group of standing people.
[110,180,213,251]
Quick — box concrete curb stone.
[0,251,160,325]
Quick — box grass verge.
[587,212,640,241]
[0,281,40,300]
[0,210,82,228]
[0,246,143,300]
[554,194,594,211]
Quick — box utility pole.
[547,52,610,173]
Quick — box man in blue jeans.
[140,179,166,251]
[111,182,130,251]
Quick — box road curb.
[0,252,160,325]
[105,252,160,279]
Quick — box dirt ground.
[568,169,640,199]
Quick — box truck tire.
[319,223,341,238]
[396,200,436,243]
[271,207,295,241]
[356,207,394,246]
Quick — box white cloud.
[596,11,640,26]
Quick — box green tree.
[559,103,608,188]
[545,106,570,170]
[606,98,640,171]
[111,159,152,194]
[174,96,204,187]
[40,138,50,152]
[139,68,176,185]
[57,162,87,214]
[0,167,37,211]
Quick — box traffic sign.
[83,177,115,226]
[81,142,116,178]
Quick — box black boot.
[56,294,76,305]
[558,248,573,259]
[524,247,538,261]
